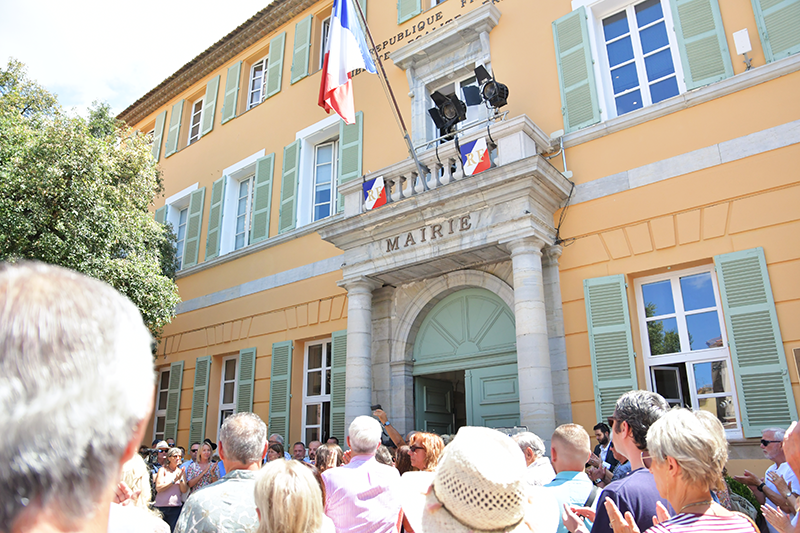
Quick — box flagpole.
[350,0,430,186]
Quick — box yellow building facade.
[121,0,800,473]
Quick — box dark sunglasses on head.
[761,439,781,446]
[191,448,199,452]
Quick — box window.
[188,97,204,145]
[219,356,238,434]
[175,207,188,270]
[312,141,338,222]
[161,183,199,270]
[234,176,255,250]
[600,0,681,116]
[153,368,170,441]
[294,114,341,228]
[319,17,331,70]
[248,57,268,110]
[635,265,741,435]
[303,340,332,444]
[429,74,488,143]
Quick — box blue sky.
[0,0,272,117]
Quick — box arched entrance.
[412,288,520,434]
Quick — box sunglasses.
[761,439,781,446]
[191,448,199,453]
[410,445,426,453]
[641,451,653,469]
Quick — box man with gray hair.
[322,415,401,532]
[175,412,268,533]
[513,431,556,486]
[0,262,157,533]
[268,432,292,460]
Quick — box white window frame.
[295,115,340,228]
[312,140,339,223]
[217,355,239,440]
[233,176,255,251]
[218,150,266,256]
[188,97,204,145]
[153,367,171,442]
[163,183,199,271]
[634,264,742,438]
[428,73,489,144]
[174,207,189,270]
[571,0,686,120]
[302,338,333,445]
[248,56,269,110]
[320,17,331,70]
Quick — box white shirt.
[764,462,799,533]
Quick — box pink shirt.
[154,467,183,507]
[322,454,400,533]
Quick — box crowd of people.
[4,261,800,533]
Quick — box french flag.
[318,0,376,125]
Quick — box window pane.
[647,317,680,355]
[225,359,237,380]
[650,76,679,103]
[635,0,663,28]
[322,402,331,439]
[642,280,675,317]
[235,233,245,250]
[306,403,321,425]
[316,163,332,186]
[306,427,319,444]
[223,382,235,404]
[158,390,168,410]
[685,310,722,350]
[698,396,736,429]
[603,11,629,41]
[160,371,171,389]
[314,204,331,221]
[307,370,322,396]
[640,21,669,54]
[309,344,323,369]
[315,184,331,205]
[680,272,716,311]
[652,366,682,402]
[221,409,234,426]
[179,208,188,225]
[615,90,643,115]
[325,343,332,367]
[693,360,730,394]
[607,37,634,68]
[326,369,331,396]
[156,416,165,432]
[644,48,675,82]
[317,144,333,165]
[611,62,639,94]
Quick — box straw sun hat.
[400,426,559,533]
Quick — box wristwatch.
[384,420,391,426]
[757,482,766,492]
[784,491,793,499]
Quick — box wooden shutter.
[331,330,348,444]
[584,275,638,421]
[182,187,206,269]
[250,154,275,244]
[279,140,301,234]
[164,100,185,157]
[237,348,257,414]
[398,0,421,24]
[221,61,242,124]
[714,247,798,437]
[671,0,733,90]
[205,177,226,261]
[266,33,286,99]
[751,0,800,62]
[269,341,293,441]
[291,15,313,84]
[553,7,601,133]
[201,75,220,136]
[154,205,167,225]
[338,112,364,212]
[164,361,184,441]
[151,110,167,162]
[189,356,211,445]
[356,0,367,19]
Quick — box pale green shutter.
[291,15,313,84]
[269,341,293,441]
[266,33,286,99]
[279,140,301,234]
[553,7,601,133]
[338,112,364,212]
[584,275,638,421]
[251,154,275,244]
[237,348,256,413]
[151,110,167,162]
[164,361,184,441]
[356,0,367,19]
[331,330,348,444]
[221,61,242,124]
[671,0,733,90]
[751,0,800,62]
[154,205,167,225]
[398,0,421,24]
[205,177,226,261]
[714,247,798,438]
[189,356,211,445]
[164,100,185,157]
[201,75,220,136]
[182,187,206,268]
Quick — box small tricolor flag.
[460,137,491,176]
[363,176,387,210]
[318,0,376,125]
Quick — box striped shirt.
[648,512,757,533]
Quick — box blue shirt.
[544,471,595,533]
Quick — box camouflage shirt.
[174,469,259,533]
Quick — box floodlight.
[428,90,467,139]
[474,65,509,109]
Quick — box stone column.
[507,237,556,443]
[542,245,573,426]
[342,277,382,433]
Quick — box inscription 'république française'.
[385,214,473,253]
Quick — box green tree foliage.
[645,302,682,355]
[0,59,180,336]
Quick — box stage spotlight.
[428,90,467,139]
[475,65,509,109]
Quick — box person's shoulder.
[109,503,170,533]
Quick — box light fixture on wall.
[475,65,509,109]
[733,28,753,71]
[428,90,467,140]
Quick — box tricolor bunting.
[460,137,491,176]
[363,176,387,210]
[318,0,376,125]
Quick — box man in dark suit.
[592,422,619,472]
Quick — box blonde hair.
[408,432,445,471]
[315,444,343,474]
[255,460,324,533]
[552,424,591,462]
